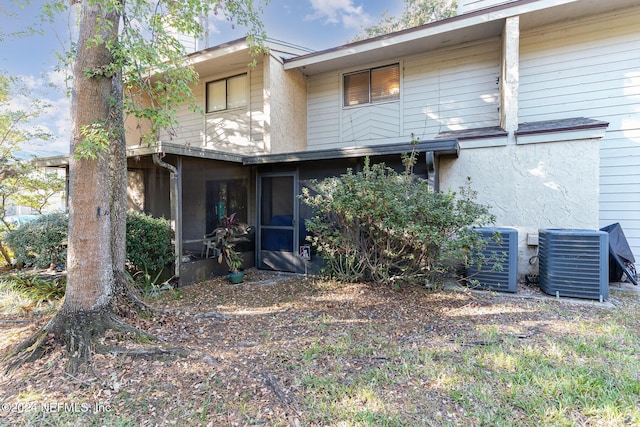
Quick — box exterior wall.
[268,56,307,153]
[458,0,517,14]
[307,71,341,149]
[156,59,268,155]
[520,6,640,263]
[403,38,501,138]
[306,38,501,150]
[439,138,600,275]
[124,91,152,147]
[342,101,401,143]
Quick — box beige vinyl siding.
[157,61,266,154]
[158,81,202,145]
[520,6,640,262]
[248,61,266,150]
[403,38,501,138]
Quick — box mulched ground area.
[0,269,636,426]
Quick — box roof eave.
[242,139,459,165]
[283,0,636,75]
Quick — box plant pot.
[228,270,244,284]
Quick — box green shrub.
[4,211,173,275]
[5,213,68,269]
[125,211,173,275]
[7,272,66,303]
[300,156,494,287]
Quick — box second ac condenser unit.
[538,229,609,300]
[466,227,518,293]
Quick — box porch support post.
[152,154,182,280]
[501,16,520,140]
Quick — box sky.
[0,0,404,157]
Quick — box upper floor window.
[343,64,400,107]
[206,73,247,113]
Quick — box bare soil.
[0,270,637,426]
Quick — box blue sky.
[0,0,403,156]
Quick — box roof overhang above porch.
[127,141,245,163]
[242,139,459,165]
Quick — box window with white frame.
[206,73,248,113]
[343,64,400,107]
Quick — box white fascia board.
[459,136,509,149]
[187,40,249,67]
[516,128,607,145]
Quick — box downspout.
[426,151,439,192]
[152,154,182,281]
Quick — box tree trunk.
[109,71,128,287]
[0,239,12,265]
[56,0,121,371]
[109,71,148,315]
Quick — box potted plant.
[216,213,245,283]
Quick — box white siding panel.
[342,103,401,142]
[307,72,341,149]
[403,38,501,138]
[520,10,640,123]
[306,38,500,149]
[520,7,640,264]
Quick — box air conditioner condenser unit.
[538,229,608,301]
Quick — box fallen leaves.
[0,270,637,425]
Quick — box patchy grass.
[1,270,639,426]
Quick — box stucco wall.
[268,56,307,153]
[439,138,600,276]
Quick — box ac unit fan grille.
[466,227,518,293]
[539,229,608,300]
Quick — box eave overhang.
[242,139,459,165]
[127,142,245,163]
[284,0,638,75]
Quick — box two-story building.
[45,0,639,285]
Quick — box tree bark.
[108,70,145,315]
[56,0,121,371]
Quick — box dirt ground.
[0,270,638,426]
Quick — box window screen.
[206,74,247,113]
[343,64,399,107]
[344,70,370,106]
[206,80,226,112]
[371,65,400,103]
[227,74,247,109]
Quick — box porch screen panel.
[206,178,248,234]
[260,176,294,252]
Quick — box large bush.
[300,156,495,286]
[125,211,173,274]
[5,213,68,269]
[5,211,173,274]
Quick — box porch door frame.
[257,170,299,272]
